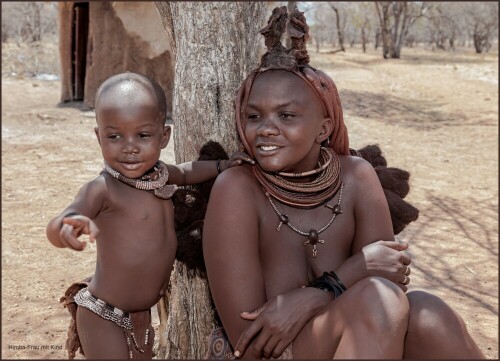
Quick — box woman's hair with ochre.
[95,72,167,124]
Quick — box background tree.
[423,3,461,51]
[2,2,58,43]
[307,3,335,52]
[328,2,348,52]
[154,2,266,358]
[462,2,498,53]
[346,2,376,53]
[374,1,429,59]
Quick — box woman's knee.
[407,291,468,338]
[404,291,484,358]
[344,277,410,332]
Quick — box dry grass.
[2,38,60,78]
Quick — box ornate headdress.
[236,6,349,158]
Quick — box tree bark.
[361,26,367,53]
[330,4,346,52]
[154,2,266,358]
[374,28,381,49]
[376,1,427,59]
[374,2,391,58]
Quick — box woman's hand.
[220,151,255,171]
[59,214,99,251]
[234,287,332,359]
[361,240,412,291]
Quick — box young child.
[46,72,252,359]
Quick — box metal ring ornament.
[402,275,410,285]
[403,266,411,276]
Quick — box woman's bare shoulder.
[206,164,266,224]
[212,164,261,197]
[339,154,378,184]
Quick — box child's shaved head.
[95,72,167,124]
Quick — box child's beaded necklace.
[102,161,177,199]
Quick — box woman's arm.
[334,157,411,289]
[46,176,106,250]
[203,167,266,356]
[351,157,395,251]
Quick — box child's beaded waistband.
[74,288,133,330]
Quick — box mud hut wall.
[58,2,75,102]
[84,2,174,113]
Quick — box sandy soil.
[2,45,498,359]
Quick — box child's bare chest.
[85,179,177,310]
[96,182,176,248]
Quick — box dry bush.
[2,2,58,43]
[2,40,59,78]
[2,2,59,78]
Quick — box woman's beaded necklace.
[253,147,342,208]
[265,182,344,258]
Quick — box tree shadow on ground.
[340,89,495,129]
[403,191,498,316]
[329,51,498,68]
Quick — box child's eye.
[139,133,151,139]
[107,134,120,140]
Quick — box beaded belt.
[74,288,133,330]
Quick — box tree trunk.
[374,28,381,49]
[154,2,266,358]
[361,19,369,53]
[389,2,401,58]
[375,1,423,59]
[32,3,41,42]
[22,3,41,43]
[374,2,390,58]
[473,32,485,54]
[331,5,345,52]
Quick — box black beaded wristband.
[328,271,347,291]
[309,272,347,299]
[64,212,80,218]
[60,212,80,229]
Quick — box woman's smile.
[256,143,283,155]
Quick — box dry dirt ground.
[2,45,498,359]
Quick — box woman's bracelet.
[309,271,347,299]
[328,271,347,291]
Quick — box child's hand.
[60,214,100,251]
[220,151,255,172]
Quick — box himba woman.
[202,6,484,359]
